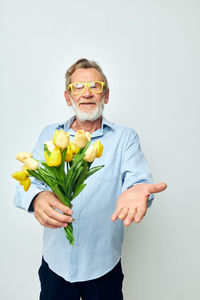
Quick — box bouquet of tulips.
[12,129,104,245]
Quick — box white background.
[1,0,200,299]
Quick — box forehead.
[71,68,102,83]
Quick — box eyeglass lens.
[72,82,103,94]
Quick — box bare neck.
[71,116,102,134]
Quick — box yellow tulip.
[74,130,91,148]
[12,171,27,181]
[84,146,97,162]
[23,177,31,191]
[45,140,55,152]
[44,147,62,167]
[21,165,30,176]
[53,129,69,149]
[53,130,60,143]
[24,157,39,170]
[12,171,31,192]
[69,142,79,155]
[85,132,91,142]
[93,141,103,158]
[16,152,32,163]
[65,143,73,162]
[19,179,26,185]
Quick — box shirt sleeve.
[121,129,154,208]
[13,126,51,214]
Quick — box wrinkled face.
[65,68,109,121]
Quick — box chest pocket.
[89,151,121,182]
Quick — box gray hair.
[65,58,109,92]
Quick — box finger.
[118,207,129,220]
[46,207,73,224]
[134,208,146,223]
[111,205,124,222]
[148,182,167,194]
[40,211,69,228]
[34,211,61,229]
[124,208,137,226]
[51,198,73,215]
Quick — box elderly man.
[14,58,167,300]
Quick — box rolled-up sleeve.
[121,129,154,208]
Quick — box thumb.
[148,182,167,194]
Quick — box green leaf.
[74,160,88,190]
[65,153,85,188]
[52,184,71,207]
[38,168,66,188]
[68,166,83,196]
[77,141,91,155]
[27,170,48,185]
[44,144,50,156]
[64,224,74,245]
[40,162,64,185]
[36,169,54,189]
[72,183,86,199]
[85,165,104,179]
[41,162,58,177]
[59,148,67,179]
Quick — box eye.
[89,82,97,89]
[73,83,84,89]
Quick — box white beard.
[69,95,105,122]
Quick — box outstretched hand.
[111,182,167,226]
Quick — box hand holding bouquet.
[12,129,104,245]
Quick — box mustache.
[79,100,97,104]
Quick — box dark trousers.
[38,257,124,300]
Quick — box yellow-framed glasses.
[68,81,106,95]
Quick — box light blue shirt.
[14,116,154,282]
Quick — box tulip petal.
[12,171,27,181]
[69,142,80,155]
[23,177,31,191]
[93,140,103,158]
[65,143,73,162]
[74,130,91,148]
[53,129,69,149]
[24,157,39,170]
[45,140,55,153]
[84,146,97,162]
[44,148,62,166]
[16,152,33,163]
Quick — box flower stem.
[64,223,74,245]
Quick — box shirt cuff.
[147,194,154,208]
[13,183,46,214]
[27,192,43,213]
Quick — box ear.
[64,90,72,107]
[104,89,109,104]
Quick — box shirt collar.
[56,115,114,137]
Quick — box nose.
[82,85,93,98]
